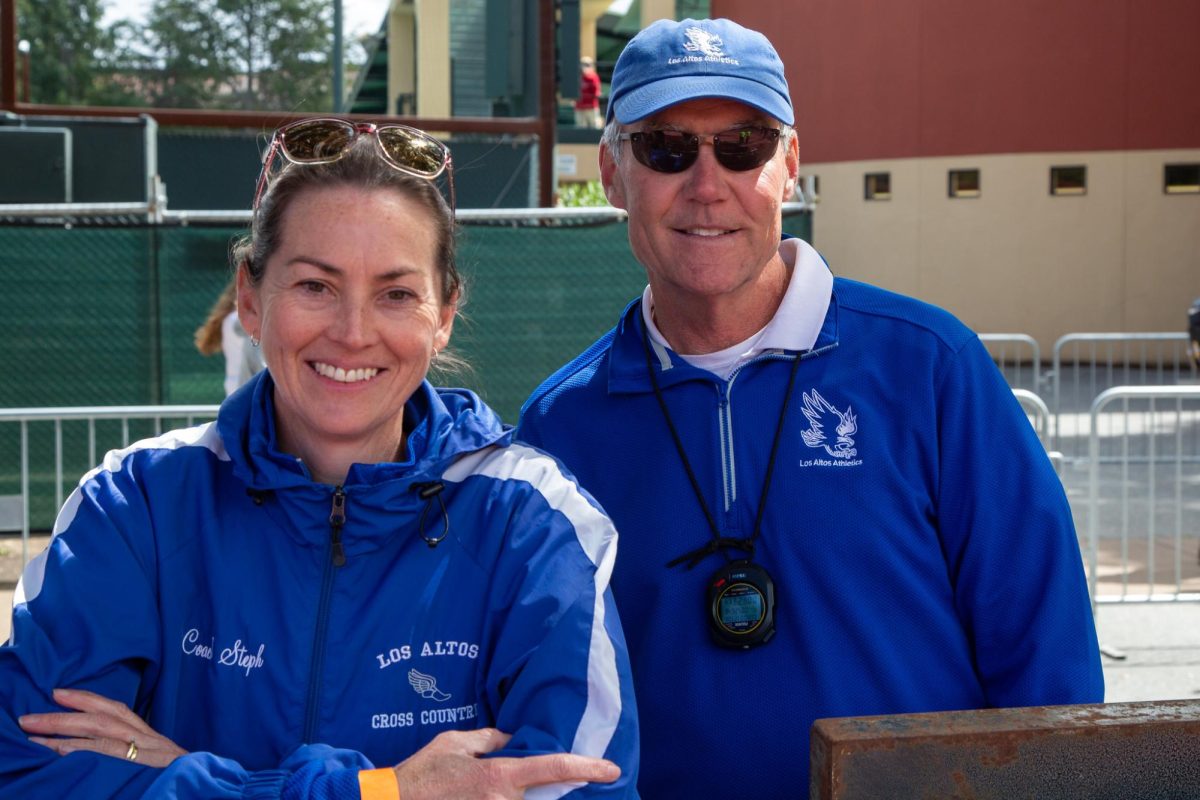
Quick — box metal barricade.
[981,334,1042,394]
[1086,386,1200,604]
[1013,388,1065,476]
[1051,332,1193,457]
[0,406,219,566]
[1012,388,1066,475]
[1013,388,1050,445]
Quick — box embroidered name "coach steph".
[181,628,266,676]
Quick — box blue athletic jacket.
[518,276,1103,798]
[0,372,639,799]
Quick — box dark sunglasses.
[254,118,454,212]
[617,125,782,174]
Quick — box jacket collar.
[218,371,511,493]
[606,254,841,395]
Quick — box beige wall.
[579,0,612,59]
[386,2,414,116]
[555,144,601,184]
[641,0,676,25]
[413,0,450,118]
[802,150,1200,350]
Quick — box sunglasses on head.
[617,125,782,174]
[253,118,455,212]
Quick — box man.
[576,56,603,129]
[518,17,1103,798]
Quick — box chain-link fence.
[0,207,813,528]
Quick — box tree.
[16,0,140,105]
[122,0,232,108]
[216,0,335,111]
[17,0,350,112]
[119,0,335,111]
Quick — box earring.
[250,336,260,348]
[430,348,440,365]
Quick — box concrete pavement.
[1095,601,1200,702]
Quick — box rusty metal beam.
[1,103,541,135]
[1,0,561,205]
[811,699,1200,799]
[0,0,544,134]
[1,0,15,111]
[537,0,557,207]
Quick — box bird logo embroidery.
[683,27,727,59]
[800,389,858,458]
[408,669,452,702]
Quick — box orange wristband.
[357,767,401,800]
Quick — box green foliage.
[127,0,336,110]
[125,0,231,107]
[17,0,347,112]
[211,0,336,110]
[557,180,609,208]
[16,0,141,105]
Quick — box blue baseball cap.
[606,18,794,125]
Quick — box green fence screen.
[0,211,811,528]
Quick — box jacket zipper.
[329,487,347,567]
[717,386,736,513]
[718,351,814,521]
[302,485,346,742]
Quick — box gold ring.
[125,740,138,761]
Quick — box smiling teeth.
[687,228,731,236]
[314,362,379,383]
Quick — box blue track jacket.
[518,274,1103,798]
[0,373,639,799]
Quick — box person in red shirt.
[575,56,602,129]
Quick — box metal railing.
[981,334,1042,394]
[0,201,813,225]
[1086,386,1200,605]
[1013,388,1066,475]
[1051,332,1194,456]
[3,333,1195,603]
[1013,388,1051,445]
[0,405,219,566]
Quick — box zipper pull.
[329,486,347,567]
[414,481,449,548]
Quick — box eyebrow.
[647,118,769,132]
[287,257,420,283]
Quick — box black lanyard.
[639,320,803,570]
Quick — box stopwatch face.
[715,582,766,633]
[707,561,776,648]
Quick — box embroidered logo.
[408,668,452,702]
[670,27,740,66]
[683,26,726,58]
[800,389,859,459]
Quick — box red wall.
[712,0,1200,162]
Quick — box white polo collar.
[642,238,832,377]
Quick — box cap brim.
[610,74,794,125]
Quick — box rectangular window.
[948,169,981,198]
[1050,165,1087,196]
[1164,163,1200,194]
[864,172,891,200]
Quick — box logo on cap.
[683,27,727,58]
[670,26,739,66]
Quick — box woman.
[1,119,638,799]
[194,279,266,397]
